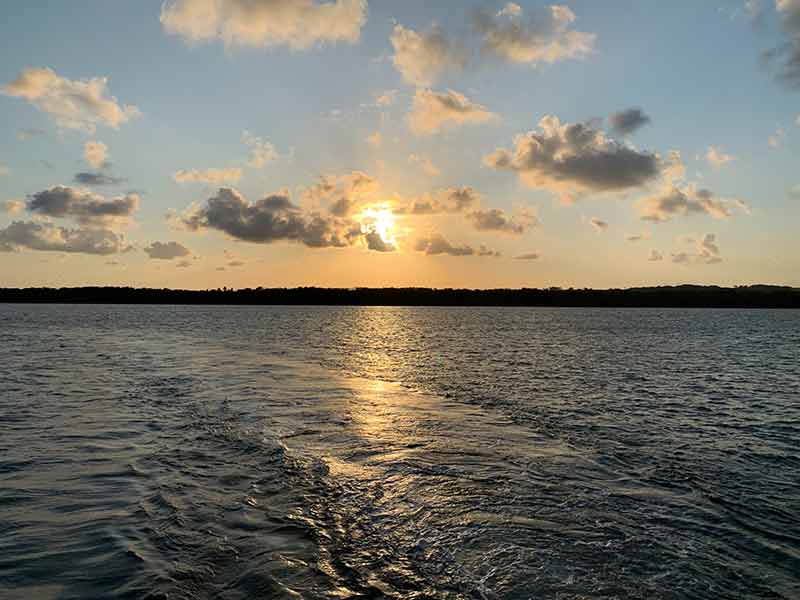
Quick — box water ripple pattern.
[1,305,798,599]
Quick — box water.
[1,304,798,599]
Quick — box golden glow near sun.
[359,206,397,245]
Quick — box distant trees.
[0,285,798,308]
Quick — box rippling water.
[1,304,799,599]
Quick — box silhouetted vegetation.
[0,285,798,307]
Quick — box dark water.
[1,304,799,600]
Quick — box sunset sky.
[1,0,799,289]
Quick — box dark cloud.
[414,232,497,257]
[0,220,130,255]
[304,171,379,217]
[477,244,502,257]
[397,186,480,215]
[364,230,396,252]
[468,207,533,235]
[763,0,800,88]
[182,187,362,248]
[609,107,651,136]
[27,185,139,226]
[484,115,661,202]
[589,217,609,232]
[144,241,191,260]
[637,186,749,223]
[73,172,127,186]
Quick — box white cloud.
[374,90,397,106]
[2,67,140,133]
[473,3,595,66]
[366,131,383,148]
[242,131,278,168]
[408,88,496,136]
[160,0,367,50]
[0,164,10,177]
[173,167,243,185]
[705,146,735,168]
[84,140,108,169]
[408,154,440,176]
[768,127,786,148]
[390,24,467,87]
[671,233,723,265]
[2,199,24,215]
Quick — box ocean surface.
[1,304,798,600]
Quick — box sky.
[1,0,799,290]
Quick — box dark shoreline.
[1,285,799,308]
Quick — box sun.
[359,206,397,245]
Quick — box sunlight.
[358,206,397,245]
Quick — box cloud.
[413,232,494,257]
[768,127,786,148]
[671,233,723,265]
[2,67,140,133]
[648,249,664,262]
[374,90,397,106]
[0,164,10,177]
[144,241,192,260]
[2,199,24,215]
[242,131,278,168]
[609,107,651,136]
[73,172,126,186]
[408,88,496,135]
[17,128,45,141]
[173,167,243,185]
[160,0,367,50]
[706,146,735,168]
[514,251,540,260]
[390,24,467,87]
[26,186,139,227]
[789,183,800,198]
[397,186,480,215]
[484,115,661,202]
[478,244,502,257]
[366,131,383,148]
[176,259,193,268]
[637,185,749,223]
[0,220,131,254]
[408,154,440,176]
[84,140,108,169]
[364,230,395,252]
[762,0,800,88]
[304,171,379,217]
[589,216,608,232]
[473,3,595,66]
[181,187,362,248]
[625,231,650,242]
[468,207,537,235]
